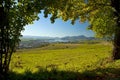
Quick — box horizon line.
[22,35,94,38]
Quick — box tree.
[0,0,64,79]
[0,0,45,79]
[44,0,120,60]
[0,0,120,79]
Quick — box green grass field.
[9,42,120,80]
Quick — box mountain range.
[21,35,95,42]
[61,35,95,41]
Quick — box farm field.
[9,43,120,80]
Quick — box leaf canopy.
[1,0,118,46]
[44,0,117,38]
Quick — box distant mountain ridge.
[19,35,96,49]
[61,35,95,41]
[21,35,56,39]
[21,35,95,41]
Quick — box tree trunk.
[111,0,120,60]
[112,28,120,60]
[0,1,11,79]
[0,2,5,79]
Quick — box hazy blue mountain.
[61,35,95,41]
[21,35,57,39]
[20,35,95,42]
[19,35,96,49]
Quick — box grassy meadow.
[9,42,120,80]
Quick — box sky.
[22,12,94,38]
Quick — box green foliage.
[0,0,120,78]
[0,0,45,75]
[43,0,118,38]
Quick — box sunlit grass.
[10,42,119,74]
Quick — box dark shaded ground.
[8,67,120,80]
